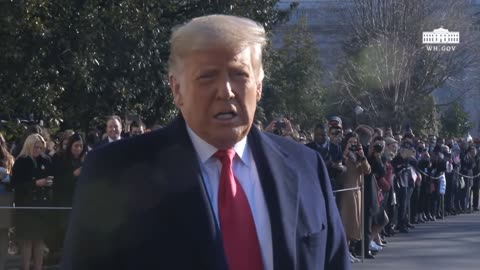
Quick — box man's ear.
[169,74,183,107]
[256,81,263,102]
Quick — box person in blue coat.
[61,14,350,270]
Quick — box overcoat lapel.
[248,128,300,270]
[156,117,228,270]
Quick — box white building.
[422,27,460,44]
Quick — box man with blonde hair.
[62,15,349,270]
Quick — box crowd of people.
[0,116,148,270]
[1,113,479,268]
[3,13,478,270]
[296,116,479,262]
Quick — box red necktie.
[214,149,264,270]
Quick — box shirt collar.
[108,136,120,143]
[186,125,250,167]
[316,139,329,149]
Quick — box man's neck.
[108,136,120,142]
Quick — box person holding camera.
[265,118,297,140]
[11,134,54,270]
[306,124,345,190]
[337,132,371,259]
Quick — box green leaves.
[261,15,324,129]
[0,0,292,130]
[440,101,472,138]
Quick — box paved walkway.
[353,212,480,270]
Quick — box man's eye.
[198,73,215,80]
[233,71,248,78]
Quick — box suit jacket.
[95,138,114,148]
[61,117,350,270]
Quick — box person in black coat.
[50,133,87,255]
[11,134,53,270]
[306,124,345,190]
[52,133,86,208]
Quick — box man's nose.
[216,76,235,100]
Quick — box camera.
[417,147,427,153]
[275,120,286,129]
[373,144,383,153]
[349,145,362,152]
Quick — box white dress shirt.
[108,136,121,143]
[186,127,273,270]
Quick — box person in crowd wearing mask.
[417,141,433,222]
[367,137,390,250]
[0,136,14,270]
[391,141,417,233]
[329,126,344,145]
[337,132,371,260]
[306,124,345,190]
[460,145,476,213]
[328,116,344,145]
[428,146,447,220]
[11,134,53,270]
[382,136,398,236]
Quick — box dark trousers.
[397,186,408,228]
[457,185,466,211]
[363,207,373,252]
[473,177,480,209]
[445,173,456,212]
[410,185,420,222]
[429,192,440,217]
[386,188,397,228]
[420,180,430,215]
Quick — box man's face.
[170,46,262,149]
[131,126,144,136]
[329,127,343,143]
[106,119,122,139]
[314,128,327,144]
[387,142,399,156]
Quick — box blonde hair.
[0,144,14,174]
[18,134,46,159]
[168,14,267,81]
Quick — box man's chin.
[209,126,250,149]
